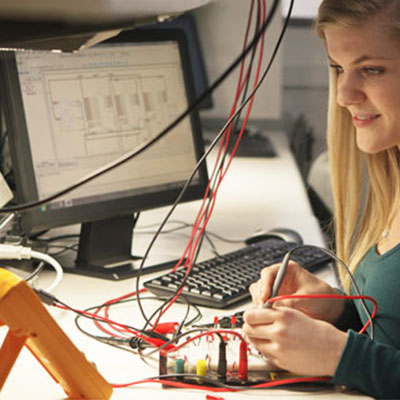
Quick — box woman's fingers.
[242,306,347,377]
[243,307,276,327]
[249,263,281,306]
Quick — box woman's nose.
[336,73,366,107]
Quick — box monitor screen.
[140,13,214,110]
[0,29,208,280]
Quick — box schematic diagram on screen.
[15,44,199,201]
[45,66,184,158]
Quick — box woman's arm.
[334,293,363,332]
[333,329,400,399]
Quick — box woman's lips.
[352,114,380,127]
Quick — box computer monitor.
[141,13,214,110]
[0,28,209,280]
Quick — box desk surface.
[0,130,370,399]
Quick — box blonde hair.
[315,0,400,291]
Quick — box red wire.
[185,0,265,260]
[268,294,378,335]
[178,0,266,286]
[169,329,246,352]
[92,289,147,338]
[152,0,267,325]
[55,304,139,336]
[111,375,331,391]
[102,289,148,336]
[53,296,174,349]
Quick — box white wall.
[282,0,322,19]
[193,0,282,120]
[282,24,329,158]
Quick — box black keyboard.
[143,238,331,308]
[229,132,277,158]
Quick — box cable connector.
[217,339,227,381]
[153,322,179,335]
[0,244,64,292]
[0,243,32,260]
[34,288,58,306]
[238,340,248,381]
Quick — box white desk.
[0,130,369,399]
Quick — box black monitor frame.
[0,28,209,280]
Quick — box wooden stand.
[0,268,113,399]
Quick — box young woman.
[242,1,400,398]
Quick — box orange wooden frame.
[0,268,112,399]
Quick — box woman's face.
[324,18,400,154]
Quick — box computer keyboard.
[143,238,332,309]
[228,128,277,158]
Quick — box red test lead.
[230,315,237,329]
[205,395,226,400]
[213,316,219,329]
[238,340,248,381]
[153,322,179,335]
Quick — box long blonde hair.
[315,0,400,291]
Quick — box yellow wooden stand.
[0,268,113,399]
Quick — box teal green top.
[332,244,400,398]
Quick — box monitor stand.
[61,215,180,280]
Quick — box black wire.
[135,0,265,327]
[33,233,79,242]
[142,327,211,357]
[47,243,79,257]
[54,297,153,339]
[71,294,201,364]
[203,229,244,244]
[73,301,146,342]
[190,0,263,262]
[70,294,201,344]
[142,293,193,334]
[227,0,260,148]
[203,231,220,257]
[173,295,192,337]
[140,292,202,334]
[135,0,292,326]
[0,0,280,215]
[144,0,265,324]
[24,261,45,282]
[136,220,222,256]
[136,219,244,244]
[184,0,262,271]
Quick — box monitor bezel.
[0,28,209,235]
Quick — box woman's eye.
[329,64,343,75]
[361,67,385,76]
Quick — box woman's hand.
[249,261,344,323]
[242,306,348,377]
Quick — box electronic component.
[158,327,288,388]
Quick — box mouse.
[244,227,303,246]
